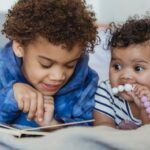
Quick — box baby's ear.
[12,41,24,57]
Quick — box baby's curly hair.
[2,0,99,52]
[110,14,150,48]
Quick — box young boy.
[94,15,150,129]
[0,0,99,127]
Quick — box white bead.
[118,85,124,92]
[112,87,118,95]
[124,84,133,92]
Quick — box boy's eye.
[134,66,144,72]
[113,64,122,71]
[66,62,77,69]
[66,65,75,69]
[40,63,52,68]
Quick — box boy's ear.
[12,41,24,57]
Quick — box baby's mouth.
[112,84,133,95]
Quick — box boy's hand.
[35,96,54,126]
[13,82,44,121]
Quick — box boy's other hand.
[35,96,54,126]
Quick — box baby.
[94,15,150,129]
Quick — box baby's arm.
[94,81,116,128]
[93,110,116,128]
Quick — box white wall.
[99,0,150,23]
[86,0,101,23]
[0,0,17,12]
[0,0,101,23]
[113,0,150,22]
[87,0,150,23]
[1,0,150,22]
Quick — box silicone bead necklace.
[112,84,133,95]
[112,84,150,118]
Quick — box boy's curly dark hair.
[2,0,99,52]
[110,14,150,48]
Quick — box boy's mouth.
[41,83,62,92]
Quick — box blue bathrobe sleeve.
[0,81,20,123]
[0,43,39,127]
[0,61,20,123]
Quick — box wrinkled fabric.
[0,42,99,127]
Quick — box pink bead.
[141,96,148,102]
[144,101,150,108]
[146,107,150,114]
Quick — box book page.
[23,119,95,131]
[0,119,95,137]
[0,127,22,137]
[0,123,20,130]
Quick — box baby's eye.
[113,64,122,71]
[134,66,144,72]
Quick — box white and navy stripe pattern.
[94,80,142,126]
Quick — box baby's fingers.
[128,91,141,107]
[133,84,149,98]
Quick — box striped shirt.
[94,80,142,126]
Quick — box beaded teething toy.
[112,84,133,95]
[112,84,150,118]
[141,96,150,118]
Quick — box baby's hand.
[35,96,54,126]
[134,84,150,98]
[13,82,44,121]
[131,84,150,111]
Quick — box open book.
[0,119,94,138]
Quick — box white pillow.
[89,28,111,81]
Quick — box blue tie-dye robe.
[0,42,99,127]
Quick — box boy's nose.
[48,69,65,81]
